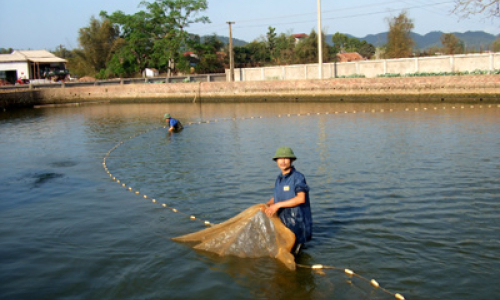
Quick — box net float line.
[103,103,499,298]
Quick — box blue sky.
[1,0,498,50]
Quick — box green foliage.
[236,41,268,66]
[440,33,465,55]
[274,33,296,65]
[100,0,209,78]
[73,16,121,76]
[357,41,376,59]
[331,32,375,59]
[378,69,500,78]
[0,48,13,54]
[491,37,500,52]
[51,46,74,60]
[377,73,402,78]
[385,11,415,58]
[336,74,366,78]
[189,34,224,73]
[100,9,153,77]
[294,30,319,64]
[267,26,277,61]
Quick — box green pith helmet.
[164,113,171,119]
[272,146,297,161]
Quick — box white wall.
[228,53,500,81]
[0,62,29,79]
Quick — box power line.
[188,0,456,36]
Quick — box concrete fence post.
[282,67,286,80]
[415,58,419,73]
[450,56,455,73]
[490,53,494,72]
[261,68,265,81]
[383,60,387,74]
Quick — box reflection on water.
[0,102,499,300]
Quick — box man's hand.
[265,204,280,217]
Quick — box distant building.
[336,52,365,62]
[142,68,159,78]
[0,50,67,84]
[292,33,308,45]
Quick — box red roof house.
[336,52,365,62]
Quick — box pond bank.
[1,75,499,109]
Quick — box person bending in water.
[164,113,183,132]
[264,146,312,256]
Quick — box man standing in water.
[164,113,183,132]
[265,146,312,256]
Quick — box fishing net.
[173,204,297,270]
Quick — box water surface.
[1,102,499,300]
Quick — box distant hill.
[211,31,498,51]
[201,35,247,47]
[332,31,498,50]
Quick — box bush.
[336,74,366,78]
[377,69,500,78]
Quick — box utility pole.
[317,0,323,79]
[227,21,235,82]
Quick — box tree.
[73,16,121,76]
[51,45,73,59]
[274,33,296,65]
[331,32,376,59]
[293,30,332,64]
[233,45,254,68]
[491,37,500,52]
[0,48,13,54]
[294,30,318,64]
[331,32,349,52]
[189,34,224,73]
[453,0,500,19]
[266,26,277,63]
[243,41,268,66]
[102,0,210,77]
[385,11,415,58]
[141,0,210,75]
[358,41,376,59]
[100,10,154,77]
[440,33,465,54]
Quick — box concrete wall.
[229,53,500,81]
[2,75,500,109]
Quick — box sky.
[1,0,499,50]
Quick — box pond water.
[1,102,499,300]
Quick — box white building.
[142,68,160,78]
[0,50,67,84]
